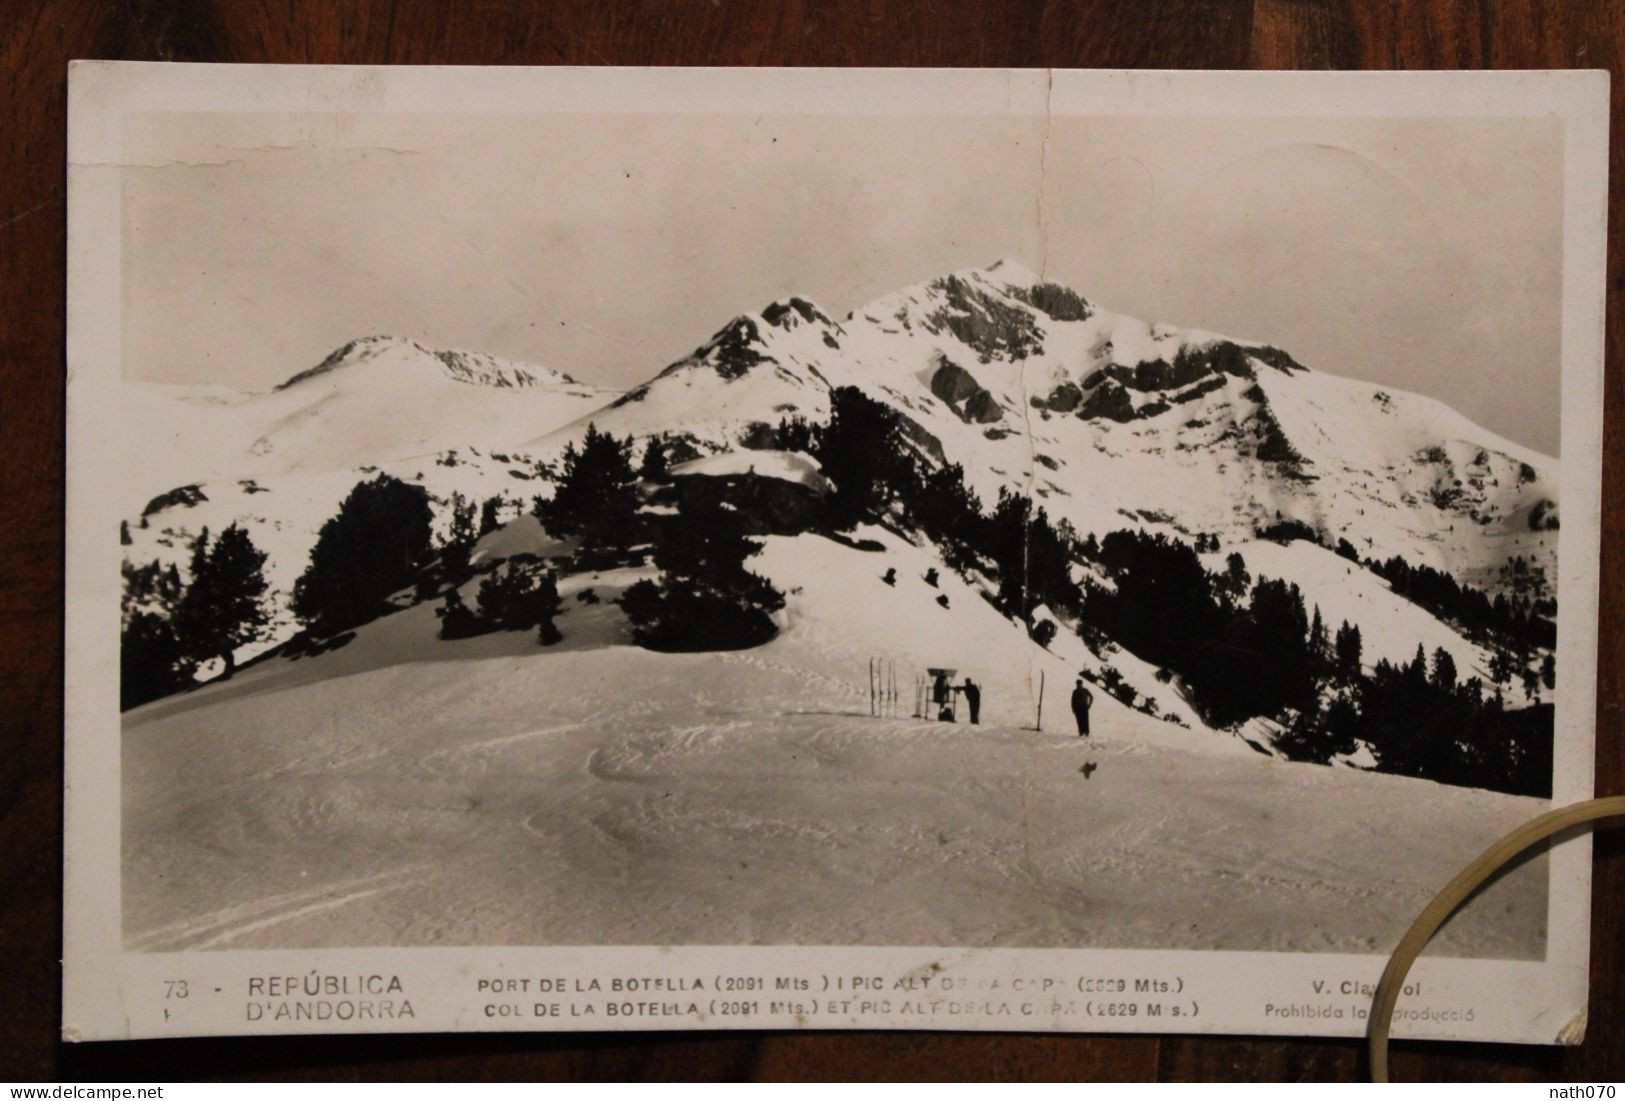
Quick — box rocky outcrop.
[929,356,1004,426]
[963,389,1003,424]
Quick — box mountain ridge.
[121,257,1559,675]
[276,334,583,391]
[521,259,1556,594]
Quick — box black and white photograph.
[63,65,1608,1043]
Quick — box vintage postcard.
[64,64,1607,1042]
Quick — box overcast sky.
[121,110,1564,455]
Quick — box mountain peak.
[277,336,576,391]
[760,295,836,332]
[973,257,1043,287]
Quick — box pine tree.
[477,560,563,634]
[121,611,196,710]
[436,588,482,640]
[1431,647,1458,693]
[1308,605,1330,667]
[1406,643,1429,689]
[1221,552,1250,601]
[1334,621,1363,681]
[638,438,671,483]
[533,425,641,555]
[478,495,505,538]
[1489,647,1516,686]
[619,499,784,651]
[172,523,270,678]
[771,415,818,453]
[817,387,906,528]
[440,492,478,578]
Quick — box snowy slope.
[122,524,1547,956]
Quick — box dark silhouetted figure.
[930,670,954,722]
[1071,678,1094,737]
[882,567,897,586]
[1081,761,1098,780]
[936,594,950,609]
[962,678,981,725]
[923,567,939,587]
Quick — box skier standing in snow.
[1071,677,1094,737]
[962,678,981,725]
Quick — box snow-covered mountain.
[124,335,615,512]
[124,259,1557,694]
[531,258,1556,593]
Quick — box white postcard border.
[63,63,1611,1044]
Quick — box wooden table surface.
[2,0,1620,1082]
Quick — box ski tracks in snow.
[414,711,614,778]
[128,864,430,952]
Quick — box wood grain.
[1,0,1618,1081]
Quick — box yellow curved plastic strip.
[1369,794,1625,1082]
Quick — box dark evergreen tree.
[172,523,270,678]
[1220,551,1250,601]
[638,437,671,483]
[817,387,907,529]
[1431,647,1458,694]
[619,499,785,652]
[436,588,483,640]
[291,474,434,634]
[1489,647,1516,686]
[120,611,197,710]
[771,415,819,453]
[1308,605,1330,670]
[1244,578,1315,716]
[533,425,641,556]
[478,495,505,537]
[1334,620,1363,682]
[440,492,479,578]
[987,491,1081,618]
[476,559,563,635]
[1276,693,1362,765]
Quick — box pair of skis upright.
[868,657,898,718]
